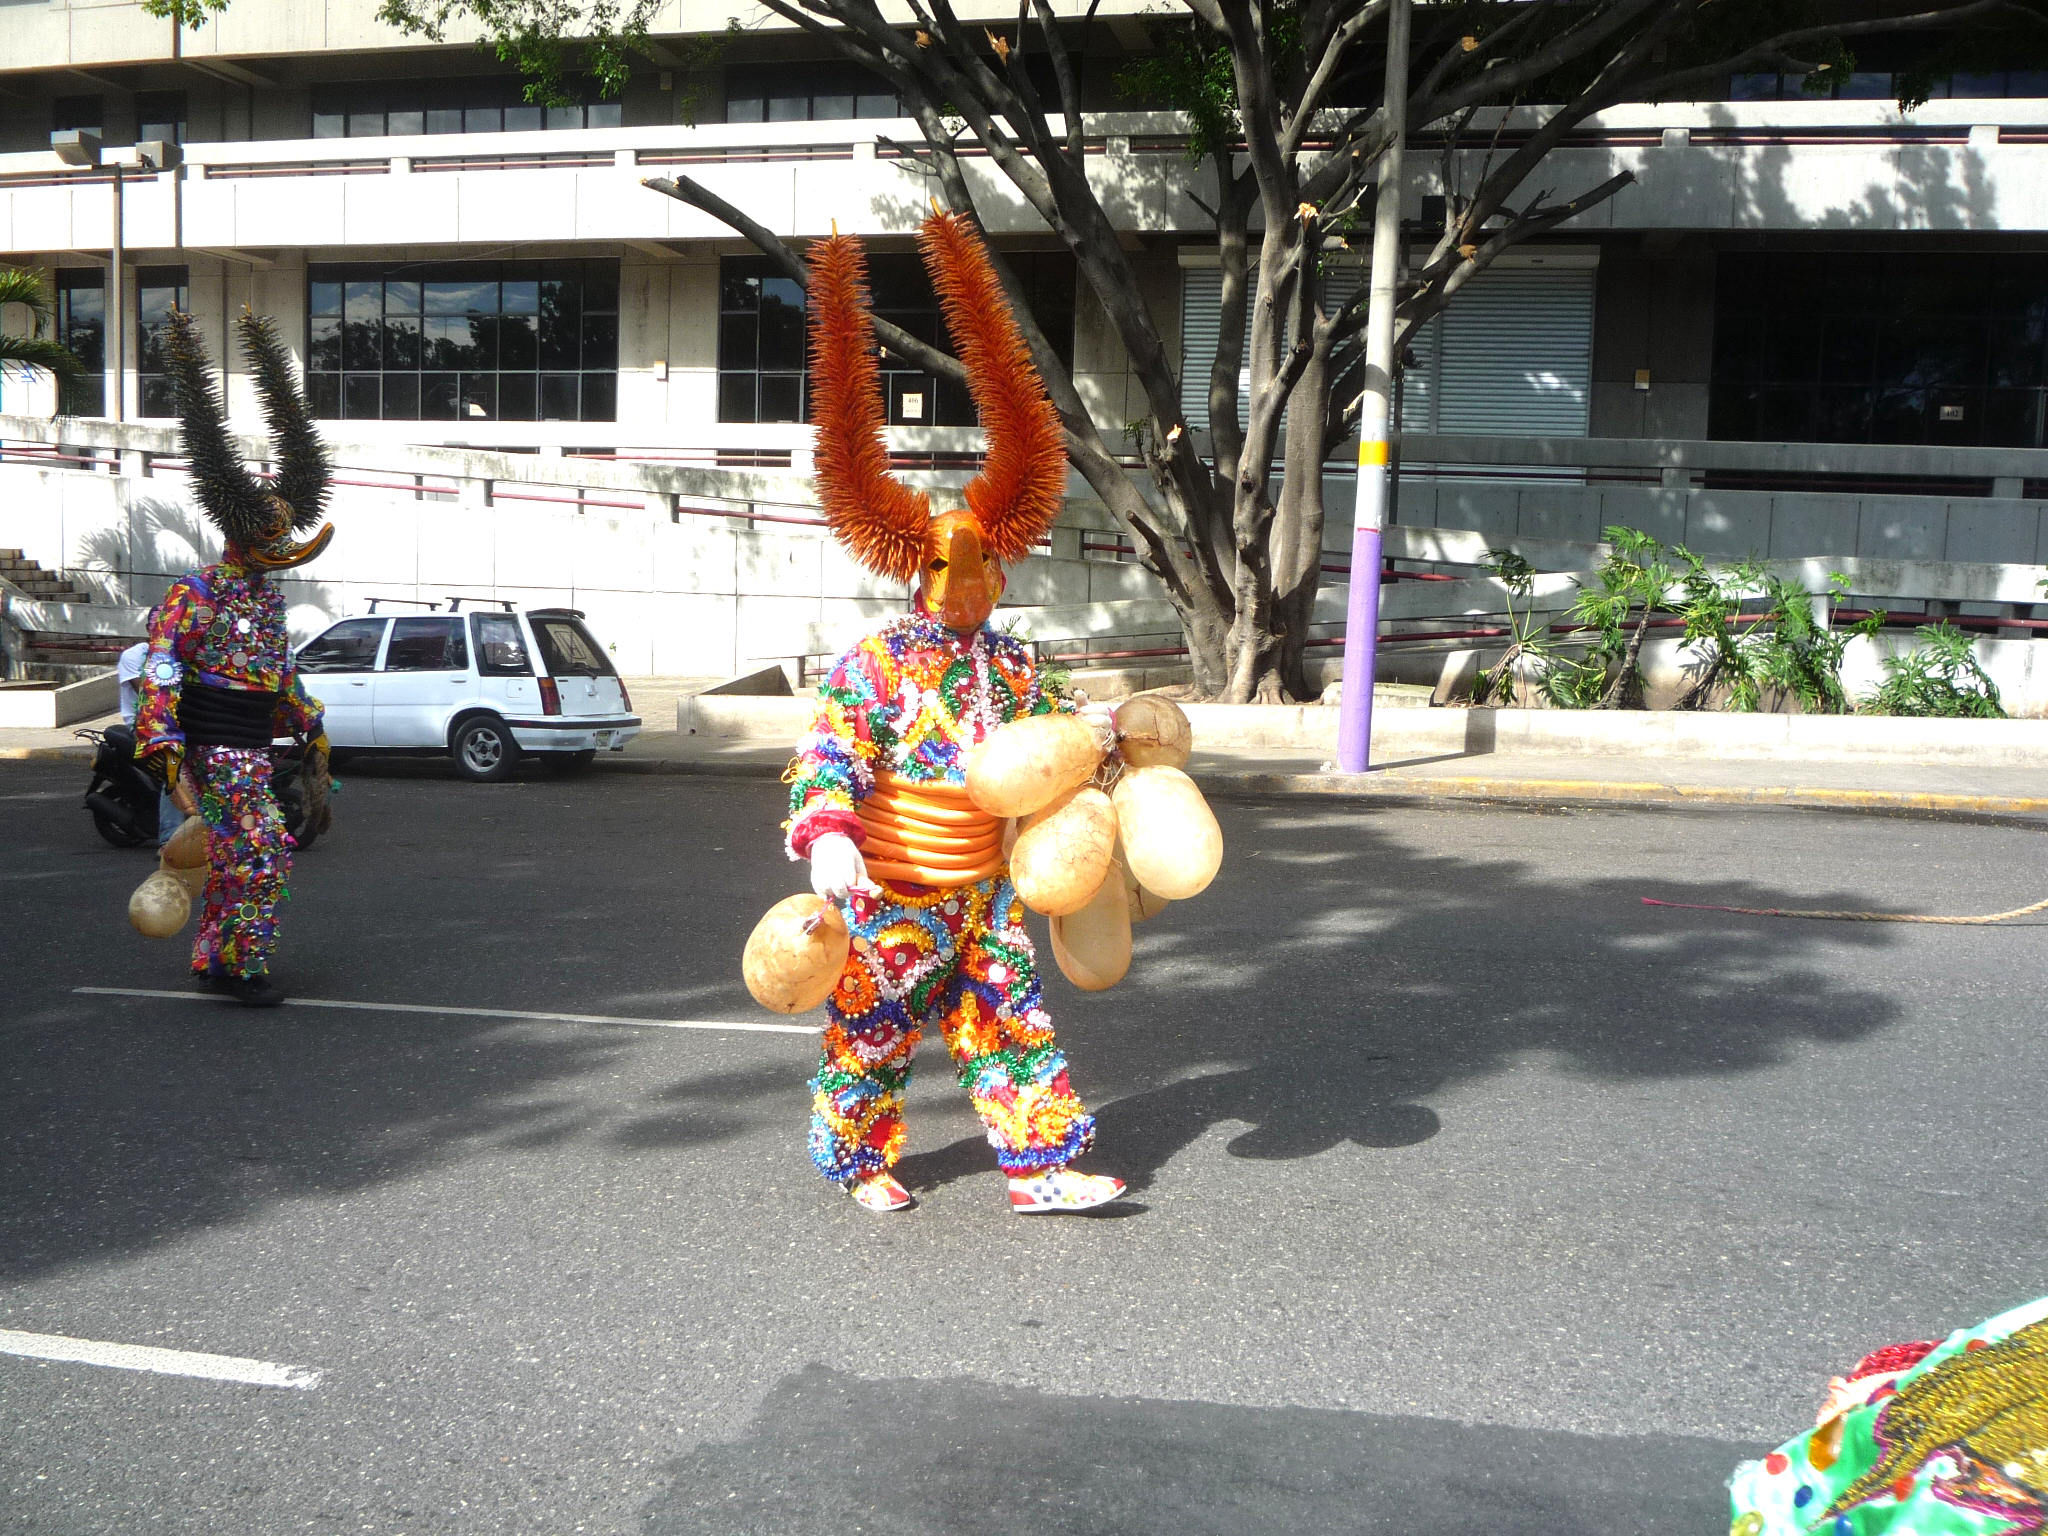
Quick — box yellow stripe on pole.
[1358,439,1390,467]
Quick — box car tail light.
[539,677,561,715]
[617,678,632,711]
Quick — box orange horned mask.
[806,212,1066,633]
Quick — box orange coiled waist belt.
[858,772,1006,887]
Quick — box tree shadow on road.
[899,798,1900,1196]
[2,774,1911,1278]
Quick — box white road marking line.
[0,1329,321,1390]
[73,986,819,1036]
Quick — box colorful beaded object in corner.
[1729,1294,2048,1535]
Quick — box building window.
[715,252,1075,425]
[311,78,622,138]
[137,91,187,144]
[306,260,620,422]
[136,266,189,418]
[53,95,103,135]
[55,271,105,417]
[1711,252,2048,448]
[725,62,902,123]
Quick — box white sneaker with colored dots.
[1006,1168,1128,1214]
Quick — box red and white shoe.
[1007,1168,1128,1214]
[848,1172,914,1213]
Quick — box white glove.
[809,832,877,902]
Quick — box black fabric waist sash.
[178,682,278,748]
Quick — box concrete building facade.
[7,0,2048,692]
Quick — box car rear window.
[472,612,533,677]
[528,615,614,677]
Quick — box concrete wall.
[1381,479,2048,572]
[0,457,1161,677]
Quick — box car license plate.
[596,731,616,749]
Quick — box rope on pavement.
[1641,894,2048,925]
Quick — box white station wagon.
[295,604,640,781]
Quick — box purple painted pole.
[1334,0,1406,774]
[1335,519,1384,772]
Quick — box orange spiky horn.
[916,211,1066,564]
[806,233,930,585]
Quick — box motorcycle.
[79,725,321,852]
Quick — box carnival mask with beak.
[807,212,1065,634]
[164,307,336,573]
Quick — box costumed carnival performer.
[132,308,335,1007]
[1729,1293,2047,1535]
[783,211,1128,1215]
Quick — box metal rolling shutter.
[1433,267,1594,435]
[1181,259,1593,439]
[1178,264,1363,433]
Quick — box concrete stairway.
[0,549,91,603]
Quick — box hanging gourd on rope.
[742,690,1222,1007]
[127,814,209,938]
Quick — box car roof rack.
[444,597,517,613]
[365,596,440,614]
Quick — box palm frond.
[237,309,330,528]
[0,334,86,381]
[0,266,56,329]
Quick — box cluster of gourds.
[127,816,209,938]
[744,694,1223,1014]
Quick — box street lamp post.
[1335,0,1409,774]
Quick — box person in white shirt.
[116,641,148,724]
[116,639,178,844]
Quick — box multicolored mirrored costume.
[134,562,323,979]
[1730,1295,2048,1535]
[779,210,1110,1194]
[787,615,1093,1183]
[132,308,335,987]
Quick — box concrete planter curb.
[675,691,2048,767]
[0,672,120,729]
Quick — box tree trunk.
[1270,341,1330,702]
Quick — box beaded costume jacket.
[134,559,324,781]
[784,613,1066,859]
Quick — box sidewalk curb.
[11,743,2041,822]
[591,754,2048,821]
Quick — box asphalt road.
[3,757,2046,1534]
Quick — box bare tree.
[652,0,2029,701]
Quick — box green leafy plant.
[1470,549,1557,707]
[0,267,86,389]
[1554,526,1672,709]
[1672,552,1879,713]
[1863,622,2005,718]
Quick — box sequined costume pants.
[809,873,1095,1183]
[189,746,291,980]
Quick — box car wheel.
[542,749,598,775]
[451,716,518,782]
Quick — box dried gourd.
[1049,860,1133,991]
[128,869,192,939]
[1111,765,1222,900]
[1010,785,1116,916]
[1119,842,1171,922]
[963,714,1104,818]
[1116,693,1193,769]
[742,893,851,1015]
